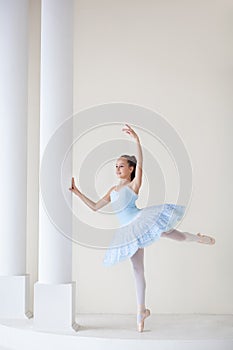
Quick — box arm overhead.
[133,136,143,188]
[69,177,114,212]
[122,123,143,188]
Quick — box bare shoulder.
[108,185,117,194]
[94,185,116,211]
[102,185,116,201]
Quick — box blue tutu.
[103,185,185,267]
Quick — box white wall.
[27,0,233,314]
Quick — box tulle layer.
[103,203,185,267]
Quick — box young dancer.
[69,123,215,332]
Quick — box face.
[115,157,133,180]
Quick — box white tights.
[130,247,146,323]
[130,229,200,322]
[161,228,202,242]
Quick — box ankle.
[137,304,146,313]
[137,305,146,324]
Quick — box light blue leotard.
[103,185,186,267]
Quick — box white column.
[33,0,78,332]
[0,0,31,318]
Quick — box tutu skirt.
[103,203,185,266]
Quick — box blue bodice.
[110,186,141,226]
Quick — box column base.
[0,275,31,319]
[33,281,79,332]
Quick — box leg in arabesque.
[161,229,215,244]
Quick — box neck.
[119,178,131,185]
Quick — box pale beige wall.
[27,0,233,314]
[72,0,233,314]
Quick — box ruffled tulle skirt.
[103,203,185,267]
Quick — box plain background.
[27,0,233,314]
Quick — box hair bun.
[120,154,137,163]
[131,155,137,161]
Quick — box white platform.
[0,314,233,350]
[0,275,30,319]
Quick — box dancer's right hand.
[69,177,81,195]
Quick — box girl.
[69,123,215,332]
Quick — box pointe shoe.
[197,233,215,245]
[137,309,151,332]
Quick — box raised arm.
[134,136,143,187]
[122,124,143,187]
[69,177,114,211]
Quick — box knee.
[132,263,144,274]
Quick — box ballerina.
[69,123,215,332]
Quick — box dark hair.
[120,154,137,181]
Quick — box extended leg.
[161,229,215,244]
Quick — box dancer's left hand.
[122,124,139,140]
